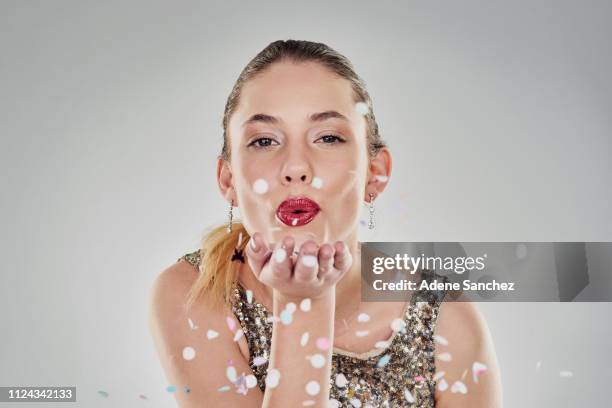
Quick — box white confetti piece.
[433,334,448,346]
[451,380,467,394]
[245,375,257,389]
[280,309,293,325]
[350,398,362,407]
[472,361,488,383]
[292,218,298,226]
[335,373,348,388]
[305,380,320,396]
[375,340,390,349]
[404,388,415,403]
[246,290,253,304]
[303,401,315,407]
[328,399,340,408]
[285,302,296,314]
[207,329,219,340]
[187,318,198,330]
[302,255,317,267]
[300,332,310,347]
[311,177,324,189]
[438,378,448,391]
[217,385,230,392]
[274,248,287,263]
[433,371,446,381]
[355,102,369,116]
[182,346,196,360]
[559,370,573,378]
[375,175,389,182]
[253,356,268,366]
[300,298,312,312]
[265,368,281,388]
[253,178,269,195]
[437,352,452,362]
[309,354,326,368]
[355,330,369,337]
[226,366,237,382]
[390,318,406,332]
[357,313,370,322]
[233,329,244,342]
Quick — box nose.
[280,148,313,186]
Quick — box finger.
[316,243,335,281]
[328,241,352,280]
[245,232,271,278]
[294,240,319,283]
[269,236,294,283]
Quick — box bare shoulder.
[433,301,503,408]
[147,259,263,407]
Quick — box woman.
[149,39,502,407]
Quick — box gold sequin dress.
[178,249,447,407]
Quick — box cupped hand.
[245,232,353,301]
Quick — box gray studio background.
[1,1,611,407]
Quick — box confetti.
[182,346,196,360]
[451,380,467,394]
[414,375,425,382]
[306,380,321,396]
[265,368,281,388]
[438,378,448,391]
[375,340,390,349]
[303,401,316,406]
[166,385,176,393]
[253,356,268,366]
[302,255,317,267]
[217,385,230,392]
[280,309,293,325]
[226,317,236,331]
[292,218,298,226]
[246,290,253,304]
[300,332,310,347]
[472,361,488,383]
[138,394,148,400]
[226,366,237,382]
[249,237,258,250]
[433,335,448,346]
[559,370,573,378]
[311,177,324,189]
[274,248,287,263]
[355,102,369,116]
[309,354,326,368]
[433,371,446,381]
[335,373,348,388]
[253,178,269,194]
[316,337,330,350]
[246,375,258,388]
[377,354,391,368]
[390,318,406,332]
[300,298,312,312]
[233,329,244,342]
[329,399,341,408]
[357,313,370,322]
[375,175,389,182]
[285,302,297,313]
[437,352,452,362]
[350,398,362,407]
[188,318,198,330]
[98,390,109,397]
[355,330,369,337]
[207,329,219,340]
[404,388,415,403]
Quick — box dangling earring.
[227,199,234,233]
[368,193,375,230]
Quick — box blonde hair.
[187,39,387,310]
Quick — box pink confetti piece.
[414,375,425,382]
[472,361,488,383]
[253,356,268,366]
[315,337,330,350]
[138,394,148,400]
[226,316,236,331]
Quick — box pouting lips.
[276,197,320,227]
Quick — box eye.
[248,137,279,149]
[316,134,346,144]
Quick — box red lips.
[276,196,321,227]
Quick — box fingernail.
[249,237,258,251]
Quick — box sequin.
[178,250,446,407]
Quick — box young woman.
[149,39,502,407]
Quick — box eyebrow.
[241,110,349,127]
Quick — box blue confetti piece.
[377,354,391,368]
[166,385,177,393]
[98,390,109,398]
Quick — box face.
[220,60,387,249]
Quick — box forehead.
[230,60,356,125]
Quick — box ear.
[365,147,392,202]
[217,156,238,206]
